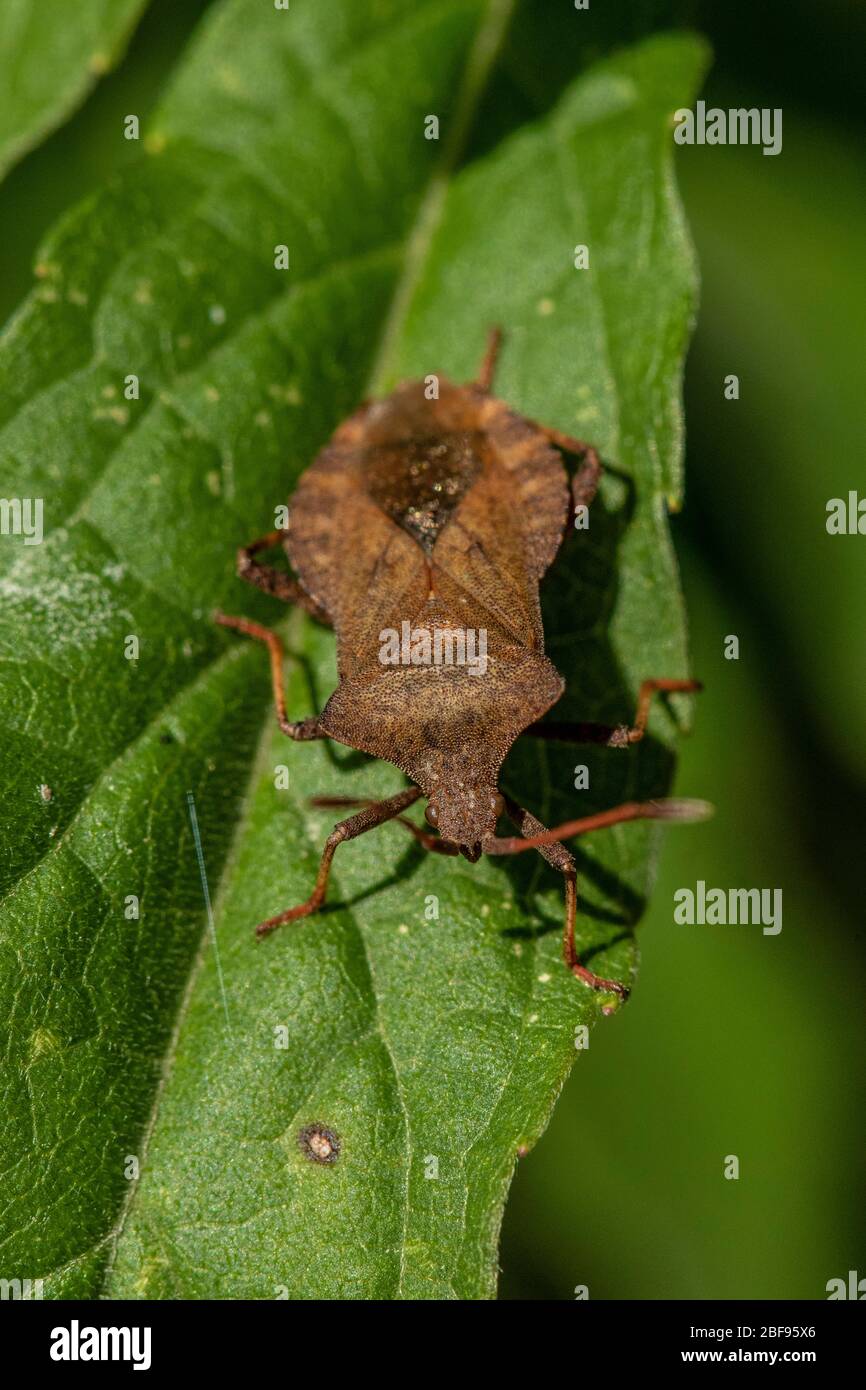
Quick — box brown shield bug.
[215,329,707,1005]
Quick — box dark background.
[3,0,862,1299]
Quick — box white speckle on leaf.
[268,383,302,406]
[93,405,129,426]
[0,569,133,646]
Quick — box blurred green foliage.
[0,0,147,181]
[0,0,211,326]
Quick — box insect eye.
[425,802,439,827]
[490,792,505,819]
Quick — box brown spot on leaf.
[298,1122,341,1166]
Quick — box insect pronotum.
[215,329,707,1006]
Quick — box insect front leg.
[486,796,709,1003]
[309,797,460,855]
[256,787,423,938]
[214,613,325,740]
[499,797,629,1007]
[524,678,702,748]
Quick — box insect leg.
[541,428,602,515]
[236,529,331,624]
[524,678,703,747]
[214,612,325,741]
[310,796,460,855]
[498,797,628,1004]
[256,787,424,937]
[623,677,704,744]
[473,325,503,391]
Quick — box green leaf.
[0,0,150,182]
[0,0,706,1301]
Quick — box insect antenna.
[484,798,714,855]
